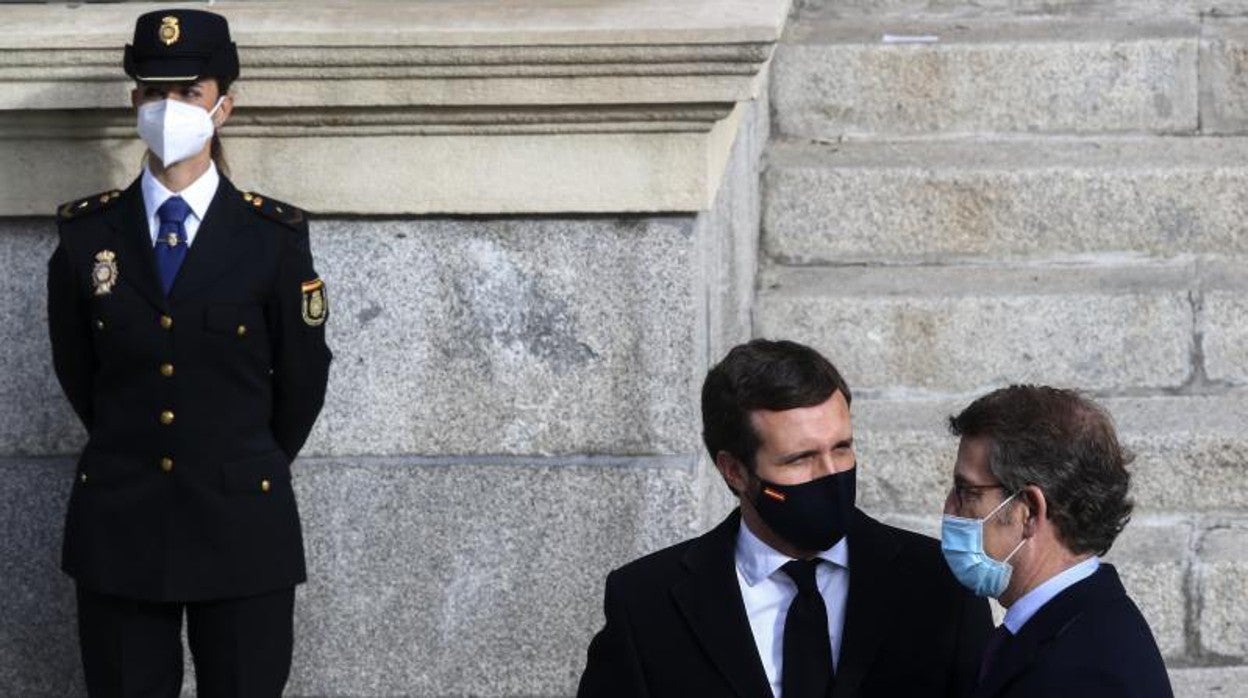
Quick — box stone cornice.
[0,1,789,215]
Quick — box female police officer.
[47,9,331,696]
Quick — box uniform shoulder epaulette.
[239,190,306,230]
[57,190,122,222]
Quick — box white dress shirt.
[1003,556,1100,634]
[141,162,220,248]
[735,521,849,698]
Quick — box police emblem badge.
[92,250,118,296]
[159,16,181,46]
[301,278,327,327]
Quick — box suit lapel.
[168,177,245,303]
[670,511,774,698]
[973,565,1120,697]
[973,609,1067,698]
[832,510,904,698]
[109,179,167,312]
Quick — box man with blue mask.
[942,386,1172,697]
[579,339,991,697]
[48,8,331,696]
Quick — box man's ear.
[714,451,749,498]
[131,86,142,109]
[1019,484,1046,538]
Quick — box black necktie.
[978,624,1013,684]
[781,559,833,698]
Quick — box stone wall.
[0,1,785,696]
[765,2,1248,695]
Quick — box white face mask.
[136,96,224,168]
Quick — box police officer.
[46,9,331,696]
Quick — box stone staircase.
[759,1,1248,693]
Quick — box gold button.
[95,319,105,330]
[160,457,174,473]
[236,324,247,337]
[159,363,175,378]
[160,315,173,330]
[260,479,271,493]
[159,410,175,425]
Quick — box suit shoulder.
[614,536,703,581]
[1070,579,1155,637]
[866,515,944,561]
[1041,593,1167,685]
[859,515,972,594]
[56,190,122,223]
[607,537,698,590]
[237,189,308,232]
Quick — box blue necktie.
[978,624,1013,684]
[155,196,191,296]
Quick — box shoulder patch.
[57,190,121,222]
[240,190,306,230]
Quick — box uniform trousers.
[76,585,295,698]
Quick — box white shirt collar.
[1003,555,1100,634]
[736,517,849,588]
[141,161,219,230]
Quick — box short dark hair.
[949,385,1134,556]
[701,339,852,469]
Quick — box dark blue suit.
[974,564,1172,698]
[579,509,992,697]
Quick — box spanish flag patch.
[301,278,327,327]
[762,487,787,503]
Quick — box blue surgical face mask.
[941,493,1027,598]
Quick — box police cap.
[123,9,239,84]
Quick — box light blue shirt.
[735,521,849,698]
[1003,556,1100,634]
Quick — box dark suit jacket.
[578,509,992,697]
[48,176,331,602]
[973,564,1172,698]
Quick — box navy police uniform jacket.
[47,175,331,603]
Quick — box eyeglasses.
[949,483,1008,513]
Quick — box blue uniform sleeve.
[268,219,331,462]
[47,242,96,429]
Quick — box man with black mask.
[578,339,991,697]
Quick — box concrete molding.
[0,0,790,215]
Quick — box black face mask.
[749,465,856,552]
